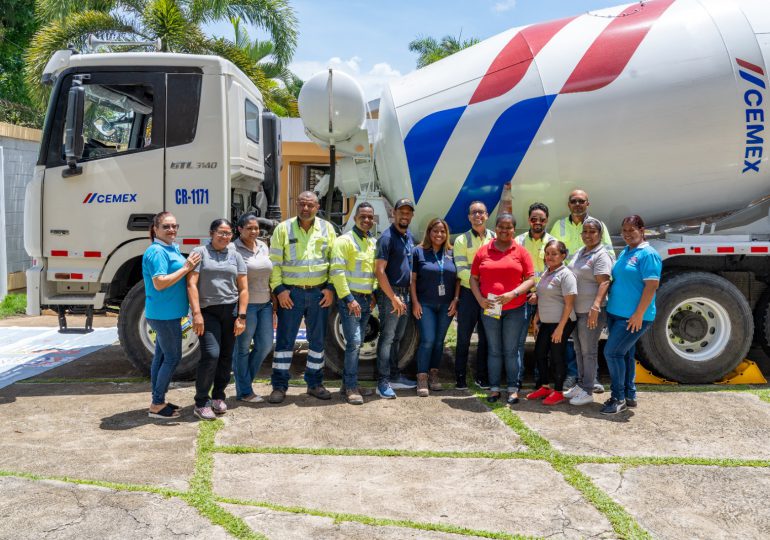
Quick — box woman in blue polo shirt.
[410,218,459,396]
[601,215,662,415]
[142,212,201,419]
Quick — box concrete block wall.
[1,123,41,282]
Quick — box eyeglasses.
[569,198,587,204]
[529,217,546,223]
[469,210,487,215]
[214,231,233,238]
[242,227,259,232]
[161,224,179,230]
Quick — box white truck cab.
[24,50,282,377]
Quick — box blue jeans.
[147,318,182,405]
[604,313,653,401]
[416,303,453,374]
[232,302,274,399]
[455,286,488,382]
[272,287,328,390]
[375,289,410,383]
[338,293,372,389]
[516,302,536,387]
[482,305,528,392]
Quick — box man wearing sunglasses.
[453,201,496,390]
[550,190,612,392]
[514,203,555,389]
[550,190,612,257]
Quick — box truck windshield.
[63,83,154,161]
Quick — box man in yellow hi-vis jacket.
[330,203,378,405]
[268,191,337,404]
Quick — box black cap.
[394,198,415,210]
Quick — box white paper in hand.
[484,293,502,319]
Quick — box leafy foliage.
[408,33,480,69]
[24,0,298,111]
[0,0,42,125]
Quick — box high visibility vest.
[454,228,495,289]
[550,216,613,258]
[514,231,555,283]
[269,217,336,290]
[330,230,378,298]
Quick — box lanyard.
[433,248,445,284]
[400,234,413,271]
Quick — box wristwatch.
[238,313,247,320]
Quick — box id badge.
[438,283,446,297]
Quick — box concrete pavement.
[0,315,769,538]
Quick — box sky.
[205,0,630,100]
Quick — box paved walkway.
[1,315,769,538]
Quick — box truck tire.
[636,272,752,383]
[117,282,200,380]
[324,302,420,379]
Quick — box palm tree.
[24,0,298,111]
[408,33,480,69]
[229,15,302,116]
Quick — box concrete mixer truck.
[22,0,770,384]
[300,0,770,384]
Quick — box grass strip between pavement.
[0,469,182,498]
[216,495,537,540]
[185,419,267,540]
[470,383,653,540]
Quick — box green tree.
[0,0,44,126]
[24,0,298,112]
[229,15,302,116]
[408,33,479,69]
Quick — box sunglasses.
[161,224,179,230]
[569,198,587,204]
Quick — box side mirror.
[63,84,85,178]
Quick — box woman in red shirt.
[470,214,535,404]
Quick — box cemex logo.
[82,192,138,203]
[736,58,766,174]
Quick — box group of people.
[141,187,661,420]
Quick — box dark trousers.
[534,320,577,392]
[195,303,237,407]
[454,286,488,382]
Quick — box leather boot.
[429,368,442,391]
[416,373,429,397]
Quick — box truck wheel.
[324,302,419,379]
[117,281,200,380]
[636,272,752,383]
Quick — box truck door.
[41,71,166,283]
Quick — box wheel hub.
[669,310,708,342]
[665,297,730,361]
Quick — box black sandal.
[167,403,180,410]
[487,392,501,403]
[148,404,180,419]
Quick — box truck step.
[56,305,94,334]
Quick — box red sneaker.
[526,386,553,400]
[543,391,565,405]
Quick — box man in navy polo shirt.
[374,198,418,398]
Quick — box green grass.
[185,420,267,540]
[217,444,537,461]
[0,293,26,319]
[444,322,458,348]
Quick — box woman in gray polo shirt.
[188,219,248,420]
[565,218,613,406]
[527,240,577,406]
[232,213,274,403]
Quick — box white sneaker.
[570,389,594,406]
[563,385,580,399]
